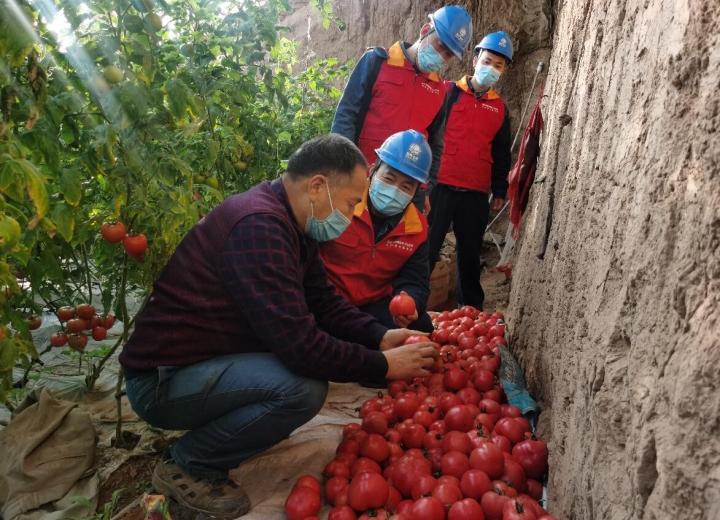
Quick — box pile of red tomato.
[285,307,553,520]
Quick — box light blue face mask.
[474,63,501,88]
[305,181,351,242]
[417,39,446,73]
[369,176,413,216]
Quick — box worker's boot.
[152,459,250,519]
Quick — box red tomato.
[511,439,548,480]
[385,429,402,444]
[66,318,86,334]
[338,439,361,457]
[442,431,473,455]
[396,500,414,515]
[432,328,451,344]
[500,405,522,418]
[75,303,96,320]
[414,409,436,429]
[500,457,527,493]
[489,336,507,348]
[433,482,463,508]
[439,393,463,414]
[469,443,505,479]
[444,405,475,432]
[472,370,495,392]
[26,315,42,330]
[123,233,148,258]
[502,498,536,520]
[348,472,390,512]
[386,486,402,512]
[293,475,321,494]
[537,516,557,520]
[490,435,512,454]
[101,221,127,243]
[448,498,485,520]
[457,332,477,350]
[394,393,420,420]
[67,334,88,351]
[517,494,546,517]
[389,456,431,497]
[50,332,68,347]
[284,487,321,520]
[360,433,390,463]
[424,431,444,450]
[324,459,351,480]
[56,306,75,321]
[389,292,416,317]
[526,480,543,501]
[492,481,518,498]
[351,457,382,476]
[103,313,116,329]
[479,399,501,415]
[411,496,446,520]
[411,474,438,500]
[471,322,489,337]
[474,413,497,433]
[92,326,107,341]
[457,387,481,406]
[480,489,510,520]
[494,418,527,445]
[388,380,408,397]
[401,423,426,449]
[444,368,469,391]
[441,450,470,479]
[328,505,357,520]
[460,469,492,500]
[325,477,349,506]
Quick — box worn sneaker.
[151,459,250,519]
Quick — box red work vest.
[358,42,446,166]
[320,190,428,306]
[437,77,506,193]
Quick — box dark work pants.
[427,184,490,309]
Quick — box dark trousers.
[427,184,490,309]
[360,296,434,333]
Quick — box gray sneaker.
[151,460,250,519]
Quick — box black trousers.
[360,297,434,333]
[427,185,490,309]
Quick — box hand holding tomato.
[393,308,419,328]
[379,328,428,351]
[384,343,437,380]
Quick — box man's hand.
[393,309,419,328]
[491,197,505,212]
[384,343,437,380]
[380,328,429,351]
[424,195,431,214]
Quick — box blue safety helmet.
[474,31,514,62]
[375,130,432,184]
[428,5,473,59]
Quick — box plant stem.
[114,368,124,447]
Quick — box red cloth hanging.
[506,91,544,237]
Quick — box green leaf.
[50,203,75,242]
[166,78,188,119]
[59,169,82,206]
[14,159,49,218]
[0,214,21,251]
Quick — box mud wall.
[508,0,720,519]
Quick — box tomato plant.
[0,0,352,403]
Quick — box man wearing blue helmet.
[428,32,514,309]
[320,130,435,334]
[331,5,473,212]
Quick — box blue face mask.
[305,181,351,242]
[369,177,413,216]
[417,39,445,73]
[474,64,501,88]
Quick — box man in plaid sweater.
[120,135,437,519]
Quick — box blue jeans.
[125,353,328,480]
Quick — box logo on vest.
[388,239,415,252]
[406,143,421,163]
[481,103,499,113]
[420,82,440,95]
